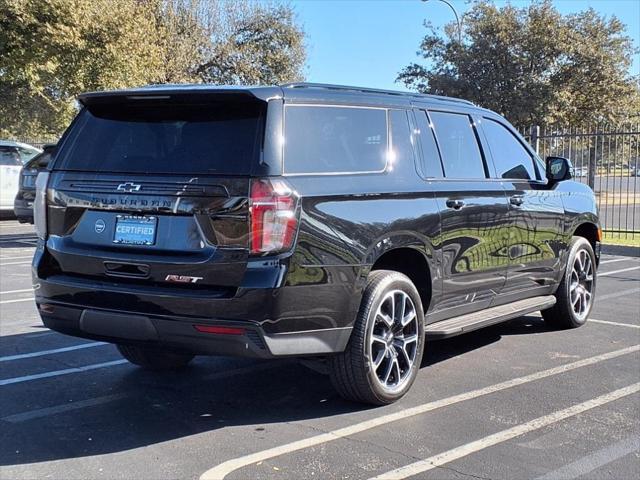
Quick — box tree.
[0,0,166,137]
[397,0,639,127]
[157,0,306,85]
[196,2,306,85]
[0,0,306,138]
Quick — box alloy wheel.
[369,290,420,393]
[569,248,594,321]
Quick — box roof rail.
[281,82,475,106]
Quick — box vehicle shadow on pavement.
[0,231,37,249]
[0,315,554,466]
[423,314,552,367]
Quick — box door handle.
[446,199,465,210]
[510,196,524,206]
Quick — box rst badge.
[165,275,203,284]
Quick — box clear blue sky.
[291,0,640,91]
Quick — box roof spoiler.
[78,85,282,107]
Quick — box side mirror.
[546,156,573,183]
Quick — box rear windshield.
[54,102,265,175]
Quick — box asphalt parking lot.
[0,219,638,480]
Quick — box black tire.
[542,236,597,329]
[116,344,194,370]
[329,270,426,405]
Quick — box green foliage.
[0,0,306,138]
[196,1,306,85]
[398,0,640,127]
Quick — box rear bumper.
[37,302,352,358]
[32,246,356,358]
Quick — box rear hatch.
[44,91,270,291]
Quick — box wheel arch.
[572,221,601,264]
[369,246,433,312]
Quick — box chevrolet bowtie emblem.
[117,182,142,192]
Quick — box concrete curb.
[602,244,640,257]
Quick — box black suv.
[33,83,600,405]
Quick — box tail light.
[250,178,299,255]
[21,168,38,188]
[34,172,50,240]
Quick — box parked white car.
[0,141,41,212]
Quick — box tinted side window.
[414,110,443,178]
[284,106,387,174]
[482,118,536,180]
[430,111,485,179]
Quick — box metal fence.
[521,124,639,240]
[10,137,58,149]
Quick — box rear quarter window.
[283,105,388,175]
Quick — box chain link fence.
[521,124,639,240]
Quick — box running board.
[425,295,556,339]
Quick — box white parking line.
[0,359,128,386]
[0,288,33,295]
[370,383,640,480]
[0,249,35,255]
[0,260,32,266]
[590,319,640,329]
[1,393,129,423]
[597,287,640,301]
[599,266,640,277]
[0,342,106,362]
[535,435,640,480]
[0,297,34,304]
[199,344,640,480]
[0,255,33,261]
[599,258,632,265]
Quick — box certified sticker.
[95,219,106,234]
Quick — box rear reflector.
[39,304,54,314]
[193,325,246,335]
